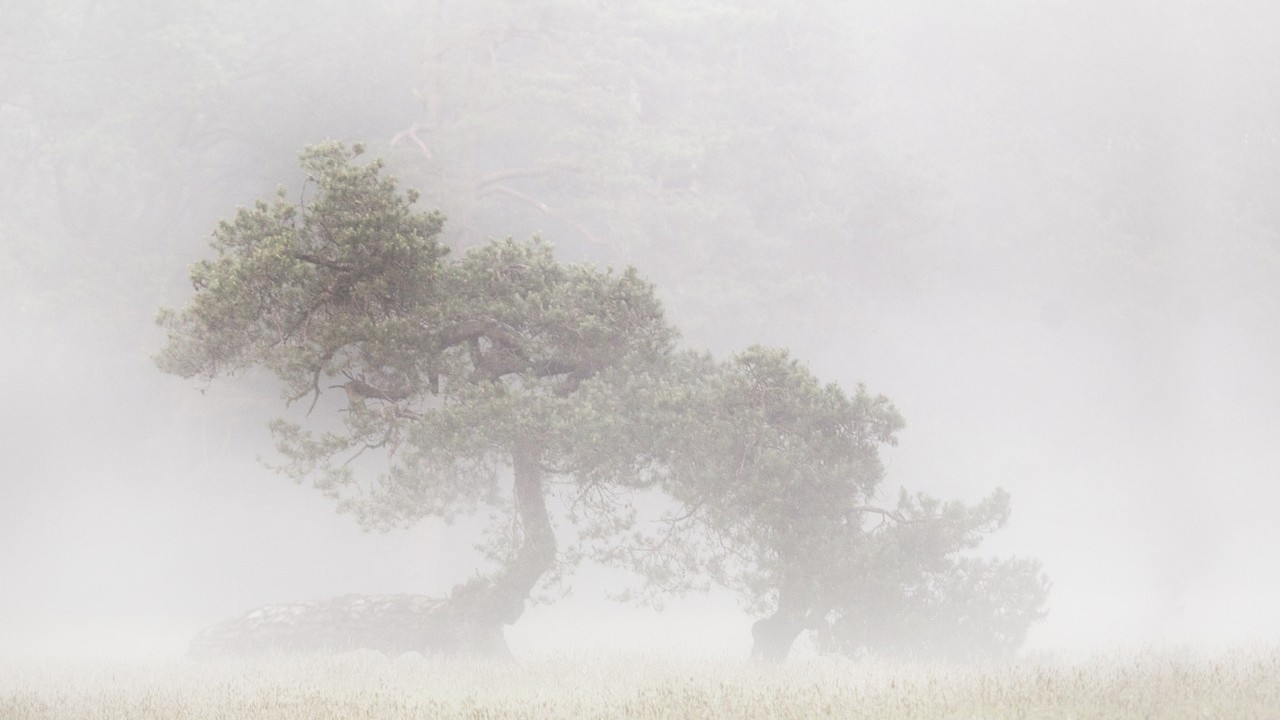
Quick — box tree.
[157,142,677,653]
[386,0,923,349]
[614,347,1046,660]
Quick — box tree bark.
[435,438,556,654]
[482,439,557,624]
[750,587,809,662]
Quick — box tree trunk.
[457,439,557,630]
[187,445,558,659]
[750,588,809,662]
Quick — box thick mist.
[3,0,1279,660]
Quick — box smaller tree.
[615,346,1047,660]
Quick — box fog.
[3,0,1280,661]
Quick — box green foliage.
[820,489,1050,660]
[610,348,901,607]
[157,143,447,396]
[157,141,1044,656]
[157,144,678,598]
[828,553,1050,661]
[605,348,1045,658]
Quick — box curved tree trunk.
[466,439,557,627]
[189,440,558,659]
[435,438,557,656]
[750,613,805,662]
[750,583,818,662]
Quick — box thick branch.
[292,251,354,272]
[333,370,413,402]
[439,319,589,381]
[438,319,528,352]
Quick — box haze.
[3,0,1278,661]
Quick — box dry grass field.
[2,648,1277,719]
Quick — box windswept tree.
[617,347,1046,661]
[157,143,677,653]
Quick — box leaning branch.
[292,251,354,272]
[334,370,413,402]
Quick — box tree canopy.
[158,142,1047,659]
[158,143,678,650]
[606,347,1046,660]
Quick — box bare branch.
[478,183,549,213]
[474,167,548,190]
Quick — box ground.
[2,648,1277,719]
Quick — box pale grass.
[1,647,1277,719]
